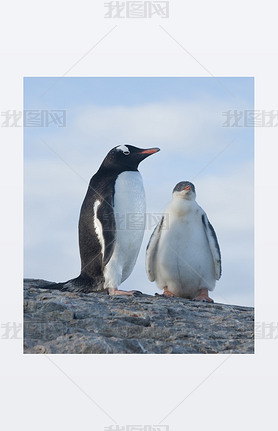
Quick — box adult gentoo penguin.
[47,144,160,295]
[146,181,221,302]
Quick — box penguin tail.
[24,275,105,294]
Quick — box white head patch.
[116,144,130,155]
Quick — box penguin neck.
[91,166,139,186]
[98,162,139,176]
[169,196,196,217]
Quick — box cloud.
[71,99,250,156]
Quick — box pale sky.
[24,77,254,306]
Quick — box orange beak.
[184,185,191,190]
[139,148,160,155]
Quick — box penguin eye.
[123,150,130,155]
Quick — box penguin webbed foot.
[192,289,214,303]
[108,288,143,297]
[155,293,173,299]
[155,287,176,298]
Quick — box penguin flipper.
[146,216,164,281]
[201,213,222,279]
[78,186,116,277]
[96,198,116,266]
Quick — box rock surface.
[24,279,254,354]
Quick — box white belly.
[155,205,215,298]
[104,171,146,289]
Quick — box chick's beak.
[184,185,191,191]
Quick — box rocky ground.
[24,279,254,354]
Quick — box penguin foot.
[192,289,214,303]
[109,288,143,296]
[155,287,175,298]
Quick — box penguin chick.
[146,181,221,302]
